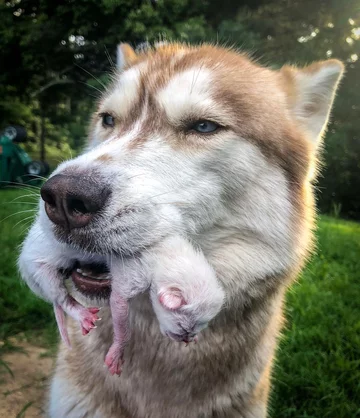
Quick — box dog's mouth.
[70,261,112,299]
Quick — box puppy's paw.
[78,307,100,335]
[104,343,124,376]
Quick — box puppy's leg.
[54,304,71,347]
[18,221,99,346]
[33,263,100,345]
[105,257,151,375]
[104,288,130,375]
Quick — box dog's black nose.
[41,174,111,230]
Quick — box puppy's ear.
[116,43,137,71]
[158,287,186,311]
[281,59,344,144]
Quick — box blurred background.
[1,0,359,219]
[0,1,359,417]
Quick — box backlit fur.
[19,43,343,417]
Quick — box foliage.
[0,189,56,349]
[234,0,360,219]
[0,0,359,217]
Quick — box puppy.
[18,224,224,375]
[106,234,224,375]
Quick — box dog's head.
[39,43,343,269]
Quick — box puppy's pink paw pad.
[81,326,90,336]
[87,307,100,314]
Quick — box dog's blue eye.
[191,120,219,134]
[101,113,115,128]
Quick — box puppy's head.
[152,282,225,343]
[40,44,343,261]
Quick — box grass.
[0,189,359,417]
[0,189,57,356]
[271,216,360,417]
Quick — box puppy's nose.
[40,174,111,230]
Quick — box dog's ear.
[116,43,137,71]
[281,59,344,144]
[158,287,186,311]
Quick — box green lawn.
[0,189,57,352]
[271,216,360,418]
[0,188,359,417]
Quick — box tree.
[0,0,212,161]
[218,0,360,219]
[0,0,359,218]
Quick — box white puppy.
[19,221,224,375]
[106,234,224,375]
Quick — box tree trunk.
[40,104,46,162]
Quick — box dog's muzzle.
[41,174,111,232]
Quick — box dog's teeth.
[92,274,111,280]
[75,268,110,280]
[88,274,100,279]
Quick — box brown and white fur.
[18,43,343,417]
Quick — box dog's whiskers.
[12,215,36,230]
[0,209,37,225]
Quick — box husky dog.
[18,43,343,417]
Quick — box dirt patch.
[0,338,55,418]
